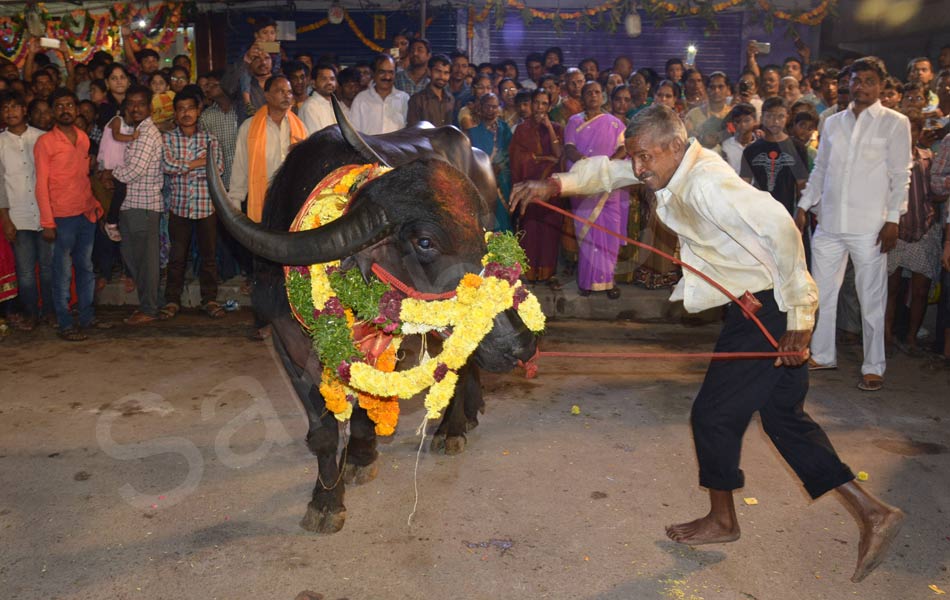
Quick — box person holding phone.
[240,17,282,118]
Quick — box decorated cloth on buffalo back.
[284,163,546,436]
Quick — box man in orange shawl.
[228,75,308,223]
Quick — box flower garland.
[285,164,546,436]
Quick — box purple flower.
[484,262,522,284]
[433,362,449,382]
[294,265,311,278]
[372,315,387,325]
[312,308,322,320]
[383,321,399,334]
[337,361,351,383]
[323,297,345,317]
[325,265,340,275]
[512,286,529,309]
[378,290,404,322]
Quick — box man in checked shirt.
[160,85,225,320]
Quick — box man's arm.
[510,155,639,215]
[113,132,150,183]
[878,115,913,253]
[406,94,421,127]
[120,25,142,74]
[931,138,950,196]
[796,116,833,229]
[227,121,250,209]
[0,159,14,242]
[162,133,190,175]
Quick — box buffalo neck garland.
[284,163,546,436]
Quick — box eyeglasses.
[170,77,187,83]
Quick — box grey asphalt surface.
[1,310,948,600]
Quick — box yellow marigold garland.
[286,164,546,434]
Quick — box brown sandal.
[58,327,88,342]
[202,301,226,319]
[158,303,180,320]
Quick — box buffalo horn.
[206,142,393,266]
[332,94,391,168]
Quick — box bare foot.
[851,508,905,582]
[665,514,740,546]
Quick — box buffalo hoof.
[300,503,346,534]
[444,435,466,455]
[342,462,378,486]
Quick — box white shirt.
[0,126,44,231]
[519,79,538,91]
[720,135,750,174]
[556,140,817,330]
[799,101,912,235]
[350,84,409,135]
[817,104,841,136]
[299,93,337,135]
[227,114,294,210]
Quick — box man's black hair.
[409,38,431,54]
[283,60,310,79]
[48,87,79,106]
[253,16,277,33]
[0,90,26,108]
[125,84,153,105]
[172,84,204,109]
[761,96,787,113]
[851,56,888,81]
[263,74,289,92]
[337,67,361,86]
[136,48,160,63]
[727,102,757,123]
[429,54,451,70]
[525,52,543,66]
[543,47,564,64]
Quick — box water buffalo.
[208,99,538,533]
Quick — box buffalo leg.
[300,410,348,534]
[343,405,380,485]
[431,363,479,455]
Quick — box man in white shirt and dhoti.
[510,102,904,583]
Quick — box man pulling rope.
[509,104,904,583]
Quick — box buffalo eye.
[417,237,432,250]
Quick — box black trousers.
[165,213,218,306]
[691,290,854,499]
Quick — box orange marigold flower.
[461,273,483,289]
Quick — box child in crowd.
[720,102,757,174]
[240,18,281,114]
[99,102,138,241]
[880,76,903,109]
[790,110,819,169]
[511,89,533,133]
[149,72,175,127]
[741,97,810,216]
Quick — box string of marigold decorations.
[284,164,546,436]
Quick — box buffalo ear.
[332,94,391,167]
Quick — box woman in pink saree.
[563,80,627,298]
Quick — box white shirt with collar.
[350,84,409,135]
[799,100,912,235]
[556,140,817,331]
[227,113,294,209]
[299,93,337,135]
[0,126,45,231]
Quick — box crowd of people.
[0,15,948,378]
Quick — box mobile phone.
[752,41,771,54]
[260,41,280,54]
[40,37,60,49]
[389,47,400,59]
[685,45,698,67]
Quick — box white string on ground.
[407,412,429,529]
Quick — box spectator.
[511,89,533,132]
[759,65,782,99]
[241,51,273,120]
[522,53,544,90]
[97,63,132,130]
[27,99,52,131]
[779,75,803,106]
[160,86,225,321]
[111,85,164,325]
[335,67,362,112]
[448,51,472,116]
[148,72,175,129]
[499,59,519,82]
[169,66,190,94]
[30,69,55,102]
[627,69,653,118]
[239,17,282,116]
[0,92,50,330]
[198,70,239,189]
[878,76,902,110]
[609,84,633,122]
[33,88,105,341]
[395,38,431,96]
[900,81,928,112]
[906,57,937,107]
[884,108,941,357]
[684,71,731,137]
[612,56,632,82]
[458,73,491,131]
[406,54,454,128]
[467,92,513,231]
[350,54,409,135]
[498,77,519,128]
[229,75,307,223]
[543,47,563,71]
[391,32,411,72]
[665,58,684,84]
[300,64,339,133]
[796,57,913,391]
[283,60,312,114]
[721,102,757,174]
[563,80,626,298]
[818,66,850,134]
[654,80,683,117]
[550,67,585,125]
[682,68,706,110]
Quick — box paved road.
[1,311,948,599]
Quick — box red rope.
[537,350,801,360]
[532,198,781,349]
[371,263,457,301]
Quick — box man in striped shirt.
[161,85,225,320]
[112,85,164,324]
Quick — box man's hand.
[1,216,16,243]
[794,208,808,233]
[510,179,560,217]
[877,221,898,253]
[41,227,56,242]
[188,156,208,171]
[775,329,812,367]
